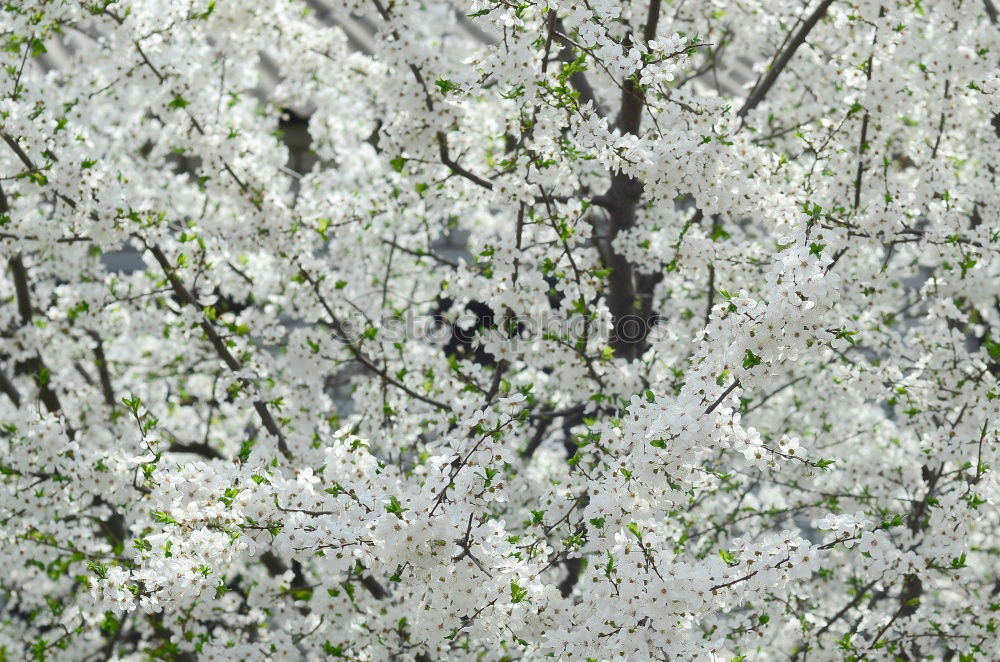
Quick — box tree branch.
[297,266,451,411]
[738,0,835,120]
[7,253,63,416]
[146,244,291,459]
[587,0,666,361]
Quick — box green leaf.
[716,368,730,386]
[385,495,407,517]
[435,78,458,94]
[151,511,180,526]
[804,202,823,218]
[509,580,527,603]
[194,0,216,19]
[237,438,255,463]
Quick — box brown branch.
[0,232,92,243]
[930,80,950,161]
[9,252,32,325]
[705,379,740,415]
[7,253,63,416]
[2,132,94,216]
[985,0,998,24]
[483,360,507,406]
[436,131,494,191]
[853,112,871,212]
[586,0,665,361]
[168,440,225,460]
[88,332,116,409]
[381,238,460,269]
[705,263,715,328]
[1,133,37,175]
[552,18,606,116]
[147,244,291,459]
[615,0,663,135]
[0,364,20,407]
[853,9,883,211]
[359,574,388,600]
[133,41,165,83]
[297,267,450,411]
[743,375,806,415]
[520,415,553,460]
[738,0,835,119]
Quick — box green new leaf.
[510,580,528,603]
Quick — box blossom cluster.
[0,0,997,660]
